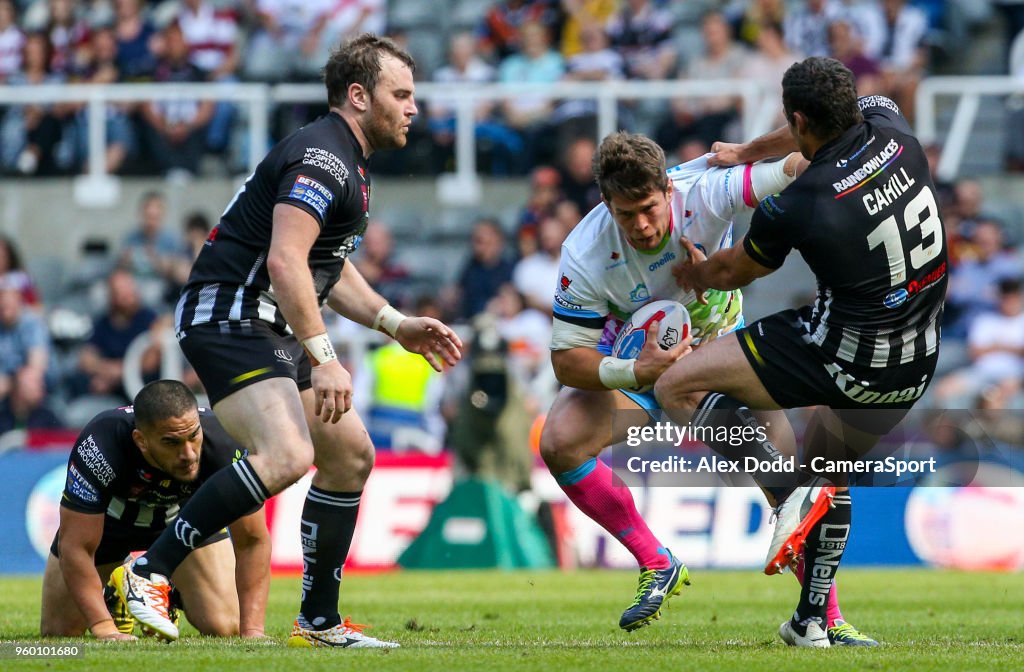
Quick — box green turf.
[1,569,1021,671]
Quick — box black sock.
[693,392,796,501]
[795,491,852,626]
[135,458,270,580]
[298,487,361,630]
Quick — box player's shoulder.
[563,202,616,260]
[80,407,135,441]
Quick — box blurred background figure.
[67,269,160,403]
[935,277,1024,407]
[456,218,516,321]
[354,296,446,454]
[0,280,56,437]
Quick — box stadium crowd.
[0,0,986,177]
[0,1,1021,472]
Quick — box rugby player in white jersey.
[539,131,875,646]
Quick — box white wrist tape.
[372,304,408,338]
[598,356,638,390]
[301,333,337,366]
[749,157,797,202]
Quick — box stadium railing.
[916,75,1024,181]
[0,79,779,206]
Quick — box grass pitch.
[1,569,1021,671]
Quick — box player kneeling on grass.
[540,131,874,645]
[40,380,270,640]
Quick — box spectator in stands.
[934,277,1024,407]
[605,0,675,80]
[512,215,567,314]
[118,191,186,305]
[177,0,240,155]
[746,21,802,127]
[0,0,24,83]
[429,31,523,175]
[243,0,335,82]
[70,268,160,402]
[560,0,618,58]
[478,0,561,61]
[113,0,156,80]
[1,32,69,176]
[945,219,1022,338]
[729,0,786,49]
[554,20,624,138]
[518,165,562,257]
[558,136,600,216]
[46,0,91,77]
[0,235,40,307]
[168,210,212,292]
[860,0,930,120]
[828,18,882,95]
[498,20,565,168]
[68,25,134,174]
[951,177,987,238]
[657,11,747,153]
[457,217,516,320]
[140,22,214,177]
[784,0,846,58]
[0,281,59,434]
[318,0,386,64]
[352,222,410,305]
[487,282,556,413]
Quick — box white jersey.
[552,155,764,352]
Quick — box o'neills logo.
[826,366,929,405]
[832,138,901,193]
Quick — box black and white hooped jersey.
[744,96,947,369]
[61,407,245,531]
[175,112,370,337]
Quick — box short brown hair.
[323,34,416,108]
[594,132,669,202]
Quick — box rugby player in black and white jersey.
[111,35,463,647]
[657,57,947,648]
[41,380,269,640]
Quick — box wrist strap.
[372,304,408,338]
[598,356,638,389]
[301,333,337,366]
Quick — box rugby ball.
[611,300,690,392]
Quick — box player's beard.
[365,100,407,151]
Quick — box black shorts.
[178,321,312,406]
[50,521,229,566]
[737,308,938,435]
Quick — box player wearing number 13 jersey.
[658,57,947,648]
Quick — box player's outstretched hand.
[311,359,352,424]
[395,317,465,372]
[708,141,747,167]
[633,320,692,388]
[674,237,709,304]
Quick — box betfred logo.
[560,275,572,291]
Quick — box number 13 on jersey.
[866,185,943,287]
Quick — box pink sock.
[558,458,669,569]
[794,558,844,627]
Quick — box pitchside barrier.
[2,447,1022,575]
